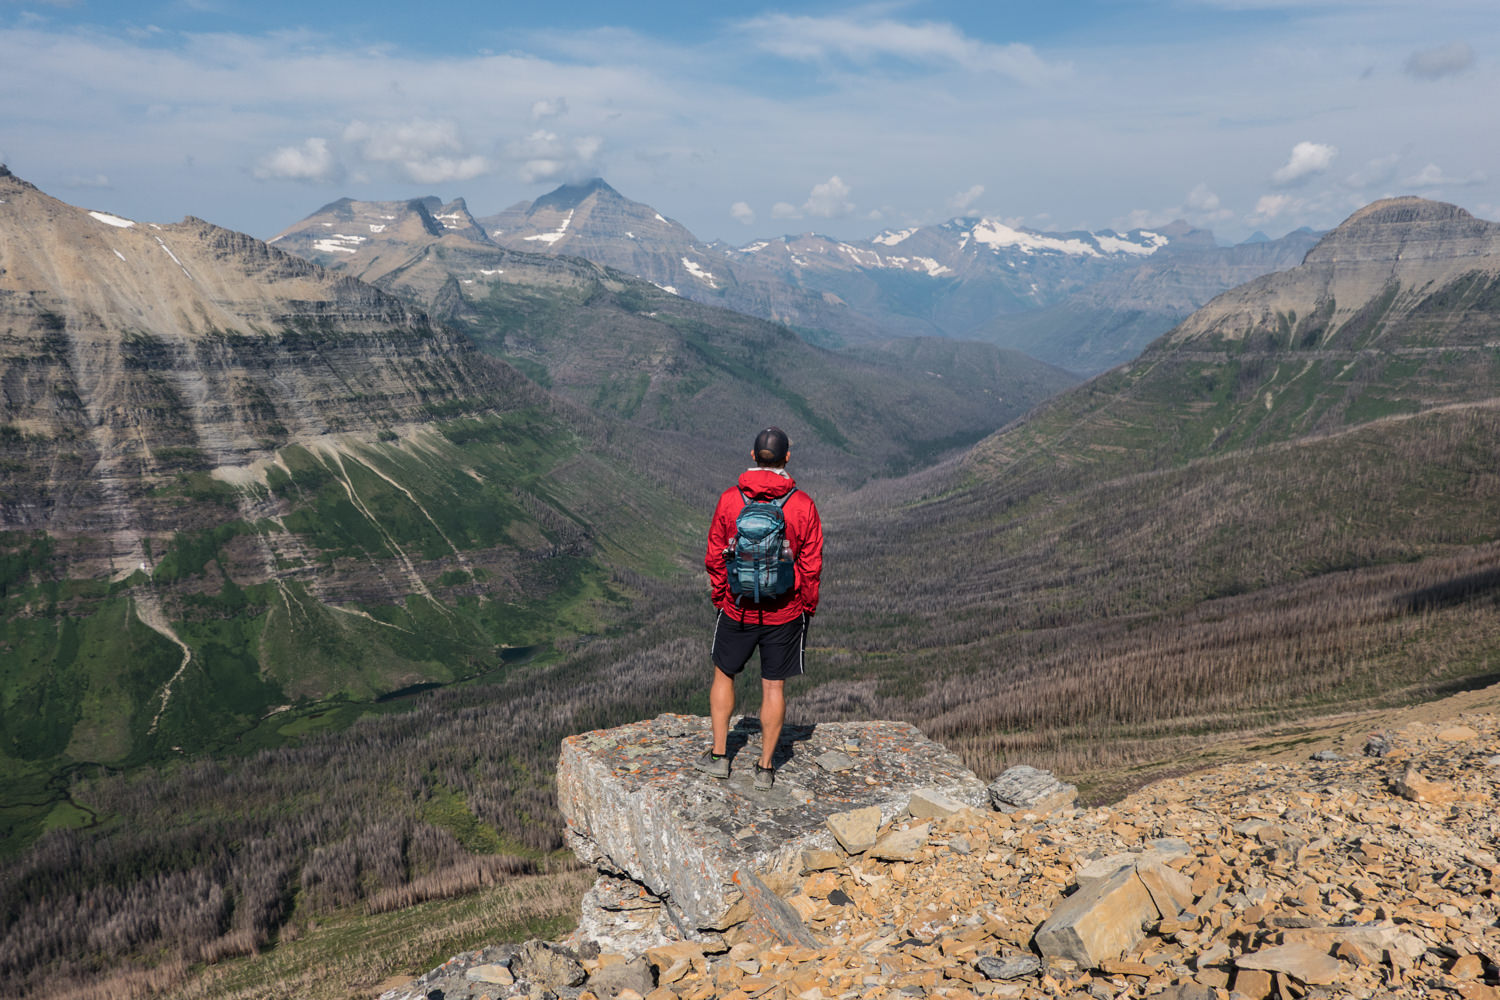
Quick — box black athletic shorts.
[711,611,808,681]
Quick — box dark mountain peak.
[1241,231,1271,245]
[532,177,621,213]
[1157,220,1217,250]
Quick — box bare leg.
[709,666,735,755]
[758,678,785,768]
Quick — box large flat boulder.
[556,714,988,932]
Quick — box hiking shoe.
[694,751,730,779]
[753,761,775,791]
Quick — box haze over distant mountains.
[274,178,1320,374]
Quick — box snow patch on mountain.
[1095,231,1168,255]
[681,257,719,288]
[873,228,916,246]
[89,211,135,229]
[525,209,574,245]
[968,219,1097,257]
[312,233,366,254]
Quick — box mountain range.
[275,178,1319,373]
[265,190,1076,484]
[6,165,1500,998]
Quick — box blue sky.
[2,0,1496,244]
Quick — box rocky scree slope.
[389,709,1500,1000]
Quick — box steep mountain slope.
[477,178,880,343]
[967,198,1500,487]
[0,168,697,806]
[987,228,1321,373]
[793,197,1500,774]
[272,194,1078,485]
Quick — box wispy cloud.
[343,119,490,184]
[1403,162,1487,188]
[1404,41,1474,80]
[730,200,755,225]
[503,129,604,185]
[737,13,1068,85]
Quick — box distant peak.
[533,177,621,212]
[1338,197,1473,228]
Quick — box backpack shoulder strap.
[769,488,796,508]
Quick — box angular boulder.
[557,714,988,933]
[988,764,1078,815]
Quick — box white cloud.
[730,200,755,224]
[1344,154,1400,189]
[802,175,853,218]
[770,201,802,220]
[63,172,112,189]
[1403,163,1487,188]
[504,129,604,184]
[1251,193,1297,221]
[1271,142,1337,187]
[343,119,491,184]
[1405,42,1474,80]
[738,13,1068,86]
[948,184,985,214]
[1185,183,1220,213]
[252,137,340,182]
[531,97,568,120]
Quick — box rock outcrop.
[555,714,989,940]
[388,710,1500,1000]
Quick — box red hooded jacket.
[705,468,823,624]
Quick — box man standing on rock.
[697,426,823,791]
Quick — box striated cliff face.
[0,172,688,775]
[0,170,517,568]
[963,197,1500,483]
[1167,197,1500,350]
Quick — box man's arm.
[704,492,733,606]
[794,496,824,616]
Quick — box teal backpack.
[726,489,797,603]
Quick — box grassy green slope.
[356,239,1078,486]
[0,407,697,858]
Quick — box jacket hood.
[737,468,798,501]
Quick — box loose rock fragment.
[827,806,882,854]
[1034,866,1155,968]
[988,765,1078,815]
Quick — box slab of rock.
[869,822,930,862]
[731,868,819,948]
[1390,765,1457,804]
[827,806,882,854]
[907,787,969,819]
[988,765,1078,815]
[557,714,988,933]
[1034,865,1156,968]
[1236,943,1344,985]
